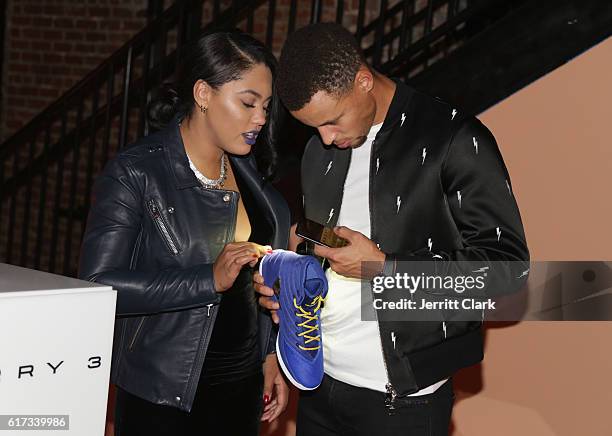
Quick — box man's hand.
[289,223,304,251]
[261,353,289,422]
[253,271,280,324]
[314,226,385,279]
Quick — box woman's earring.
[199,103,207,114]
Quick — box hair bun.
[147,83,180,130]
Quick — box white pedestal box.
[0,263,116,435]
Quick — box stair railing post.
[336,0,344,24]
[266,0,277,48]
[373,0,388,68]
[19,135,37,267]
[118,46,134,150]
[33,125,51,269]
[310,0,323,24]
[48,107,68,274]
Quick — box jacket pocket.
[146,198,181,255]
[128,316,147,351]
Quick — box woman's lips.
[242,132,258,145]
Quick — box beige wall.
[480,38,612,261]
[452,36,612,436]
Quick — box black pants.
[114,372,263,436]
[297,375,454,436]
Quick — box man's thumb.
[334,225,353,240]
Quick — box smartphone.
[296,218,349,248]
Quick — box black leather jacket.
[79,116,290,412]
[300,79,529,404]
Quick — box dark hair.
[148,30,282,179]
[277,23,367,111]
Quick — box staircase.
[409,0,612,115]
[0,0,609,277]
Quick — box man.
[255,23,528,435]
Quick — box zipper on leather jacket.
[147,199,179,255]
[184,191,238,405]
[128,316,146,350]
[368,138,398,412]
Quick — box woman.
[79,31,290,435]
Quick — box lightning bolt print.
[396,196,401,214]
[428,238,433,252]
[325,160,333,175]
[496,227,502,242]
[391,332,397,349]
[506,179,512,195]
[376,158,380,174]
[401,113,406,127]
[327,208,334,224]
[422,147,427,165]
[473,137,478,154]
[457,190,462,208]
[451,109,457,120]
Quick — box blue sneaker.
[259,249,328,390]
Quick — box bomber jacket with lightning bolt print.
[300,79,529,400]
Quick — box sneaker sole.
[276,335,319,391]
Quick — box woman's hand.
[213,242,271,293]
[253,223,302,322]
[261,353,289,422]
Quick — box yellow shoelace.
[294,295,325,351]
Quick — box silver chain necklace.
[187,153,228,189]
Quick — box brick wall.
[1,0,441,141]
[0,0,150,142]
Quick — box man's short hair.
[277,23,367,111]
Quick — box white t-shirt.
[321,121,447,395]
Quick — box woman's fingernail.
[263,394,270,405]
